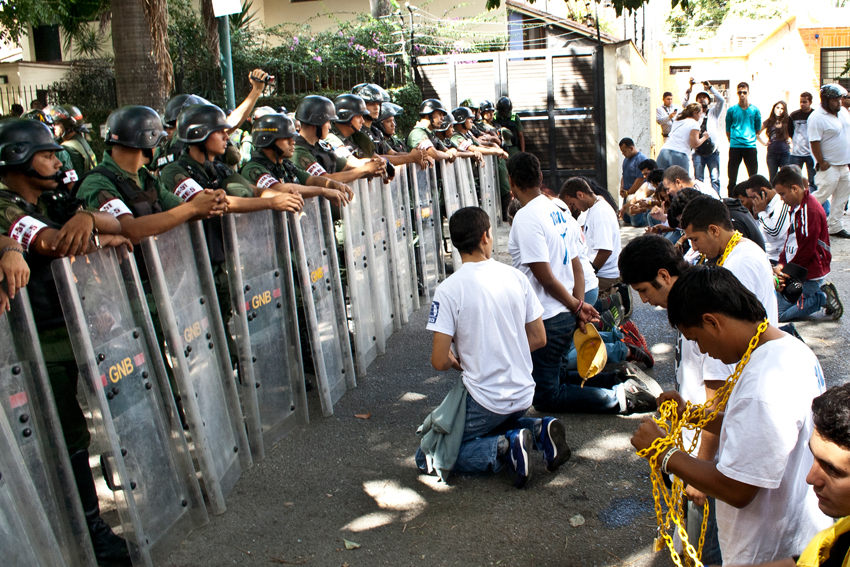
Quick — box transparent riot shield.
[440,161,463,270]
[222,211,309,460]
[478,156,500,254]
[409,164,439,299]
[0,291,96,566]
[141,222,252,513]
[383,170,415,325]
[0,404,69,566]
[397,165,420,312]
[365,177,397,340]
[53,247,208,567]
[456,158,480,208]
[290,198,356,417]
[342,179,380,374]
[429,165,446,280]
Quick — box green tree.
[485,0,689,17]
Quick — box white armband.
[8,216,48,252]
[306,163,327,177]
[417,139,434,151]
[99,198,133,219]
[174,178,205,202]
[458,140,473,151]
[62,169,78,184]
[334,146,352,159]
[256,174,280,189]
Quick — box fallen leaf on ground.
[354,412,371,419]
[569,514,585,527]
[343,539,361,550]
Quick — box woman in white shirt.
[657,103,710,175]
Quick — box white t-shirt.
[722,237,779,326]
[509,195,579,320]
[664,119,700,155]
[715,335,830,564]
[807,106,850,166]
[582,197,621,279]
[553,198,598,292]
[693,179,720,199]
[426,259,544,414]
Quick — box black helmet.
[419,98,447,116]
[104,106,167,149]
[821,83,848,100]
[496,96,512,116]
[333,94,370,123]
[176,104,230,144]
[163,94,211,127]
[0,119,63,167]
[45,106,77,134]
[452,107,475,124]
[23,109,54,126]
[352,83,391,103]
[252,106,276,121]
[436,113,456,132]
[295,95,338,126]
[478,99,494,113]
[252,114,297,147]
[60,104,90,133]
[378,102,404,123]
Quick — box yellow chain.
[698,231,742,267]
[637,318,769,567]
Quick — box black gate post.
[546,53,557,191]
[592,45,607,188]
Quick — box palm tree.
[112,0,172,108]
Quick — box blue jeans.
[766,151,790,184]
[790,154,816,189]
[584,286,599,308]
[628,212,649,227]
[531,311,621,414]
[564,328,628,370]
[687,497,722,566]
[692,150,720,195]
[777,278,826,322]
[664,228,683,245]
[657,148,691,175]
[414,395,540,474]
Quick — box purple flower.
[339,31,344,37]
[313,56,322,62]
[293,36,299,45]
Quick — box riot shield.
[383,169,415,324]
[440,161,463,270]
[342,179,380,373]
[365,177,396,340]
[456,158,480,208]
[290,197,356,417]
[53,247,208,567]
[478,156,500,254]
[222,210,309,460]
[141,222,251,513]
[429,165,447,280]
[409,164,439,299]
[0,291,96,566]
[0,403,69,566]
[397,165,421,312]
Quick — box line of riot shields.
[2,156,501,567]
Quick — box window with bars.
[821,48,850,89]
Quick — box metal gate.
[416,46,606,190]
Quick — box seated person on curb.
[508,152,660,416]
[620,158,657,226]
[741,175,792,266]
[663,165,720,199]
[415,206,569,488]
[669,189,767,256]
[0,118,135,565]
[725,382,850,567]
[631,265,831,565]
[771,166,842,322]
[559,177,623,299]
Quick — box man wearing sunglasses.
[726,82,762,197]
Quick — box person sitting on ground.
[631,265,830,565]
[742,175,792,266]
[771,165,842,322]
[620,158,658,227]
[508,152,658,416]
[669,189,767,255]
[663,164,719,199]
[626,167,665,228]
[726,382,850,567]
[416,206,569,488]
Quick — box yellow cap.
[574,325,607,384]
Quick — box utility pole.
[218,15,236,110]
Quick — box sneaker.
[596,293,624,327]
[621,320,649,352]
[506,428,532,488]
[622,378,659,414]
[540,417,571,472]
[821,282,843,320]
[591,309,617,333]
[829,229,850,239]
[625,341,654,368]
[616,283,633,319]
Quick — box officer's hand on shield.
[269,192,304,213]
[473,150,484,165]
[446,148,458,163]
[410,148,428,170]
[323,186,351,207]
[424,155,435,169]
[191,189,228,218]
[0,247,29,299]
[51,212,96,257]
[96,234,134,254]
[0,284,9,313]
[330,180,354,202]
[249,69,272,93]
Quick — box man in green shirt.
[0,118,134,565]
[351,83,428,169]
[451,107,509,161]
[407,99,458,163]
[495,96,525,155]
[47,104,97,175]
[435,114,482,162]
[22,109,79,190]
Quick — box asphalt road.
[160,222,850,567]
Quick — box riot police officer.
[451,107,509,161]
[407,99,457,163]
[240,112,352,205]
[153,93,210,171]
[291,95,384,183]
[375,102,409,154]
[435,113,482,163]
[0,118,133,565]
[495,96,525,154]
[351,83,428,169]
[47,104,97,174]
[326,94,376,160]
[22,109,79,190]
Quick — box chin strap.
[22,164,64,183]
[141,147,154,162]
